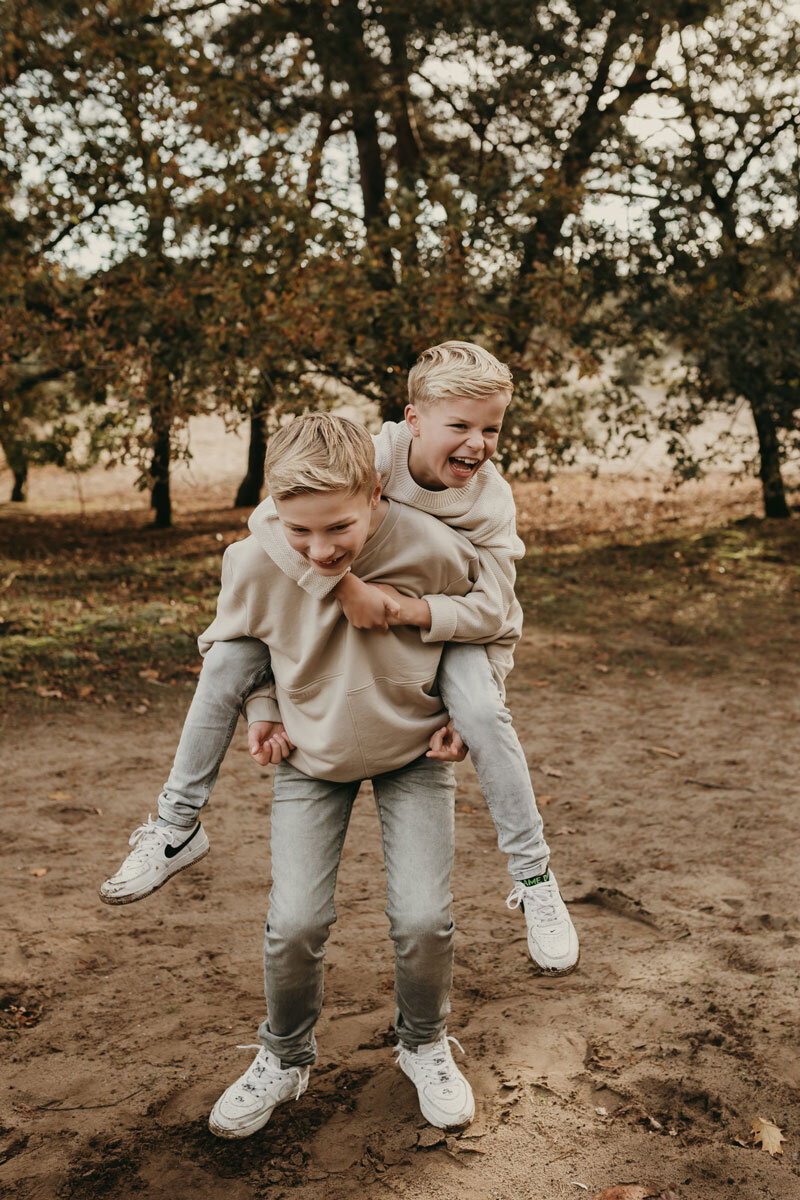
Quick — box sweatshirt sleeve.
[197,547,283,723]
[418,517,524,655]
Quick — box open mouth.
[448,456,480,478]
[310,553,347,569]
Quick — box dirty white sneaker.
[99,815,209,905]
[506,869,579,974]
[209,1045,309,1139]
[396,1034,475,1129]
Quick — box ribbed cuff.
[244,696,283,724]
[419,594,459,643]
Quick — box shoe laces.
[506,879,560,930]
[126,816,169,859]
[236,1044,305,1100]
[395,1034,465,1084]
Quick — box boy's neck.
[407,438,447,492]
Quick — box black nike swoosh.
[164,824,202,858]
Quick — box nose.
[309,537,336,560]
[465,431,484,453]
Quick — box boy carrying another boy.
[196,413,479,1135]
[101,341,578,975]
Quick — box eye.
[449,423,468,430]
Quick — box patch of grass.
[516,517,800,680]
[0,508,240,707]
[1,506,798,709]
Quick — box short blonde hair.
[408,340,513,408]
[265,412,376,501]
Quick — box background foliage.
[1,0,798,523]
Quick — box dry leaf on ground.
[542,765,564,778]
[751,1116,786,1156]
[47,790,73,801]
[647,746,681,759]
[29,867,48,877]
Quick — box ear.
[370,473,382,507]
[405,403,421,437]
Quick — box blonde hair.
[408,340,513,408]
[265,412,376,501]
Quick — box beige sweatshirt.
[198,500,480,781]
[253,420,524,682]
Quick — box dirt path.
[2,641,799,1199]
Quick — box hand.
[248,721,295,766]
[373,583,432,630]
[335,573,400,631]
[426,719,468,762]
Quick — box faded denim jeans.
[157,638,273,827]
[438,642,550,880]
[258,755,456,1067]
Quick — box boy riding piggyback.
[101,341,578,975]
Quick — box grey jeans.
[158,638,273,827]
[159,637,549,880]
[438,642,550,880]
[258,756,456,1067]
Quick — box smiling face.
[405,391,509,490]
[274,481,383,575]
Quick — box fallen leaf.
[36,687,63,699]
[644,668,658,678]
[537,794,555,806]
[77,685,94,699]
[555,826,578,836]
[551,640,570,648]
[541,765,563,778]
[138,668,160,681]
[47,790,74,801]
[647,746,681,759]
[186,665,202,675]
[133,704,149,715]
[29,868,48,877]
[531,679,551,687]
[751,1116,785,1157]
[594,664,610,673]
[158,615,176,625]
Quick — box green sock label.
[520,871,550,887]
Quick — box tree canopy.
[1,0,797,521]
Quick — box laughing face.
[405,392,508,491]
[274,480,383,575]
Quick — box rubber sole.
[529,946,581,977]
[98,846,210,906]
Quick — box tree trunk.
[750,398,790,518]
[11,462,28,502]
[149,405,172,528]
[235,410,267,508]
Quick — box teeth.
[451,457,478,466]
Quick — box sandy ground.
[2,433,799,1198]
[2,640,799,1199]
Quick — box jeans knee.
[390,907,453,957]
[265,907,332,960]
[201,638,271,699]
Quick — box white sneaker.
[506,870,579,974]
[99,816,209,905]
[208,1045,309,1139]
[396,1034,475,1129]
